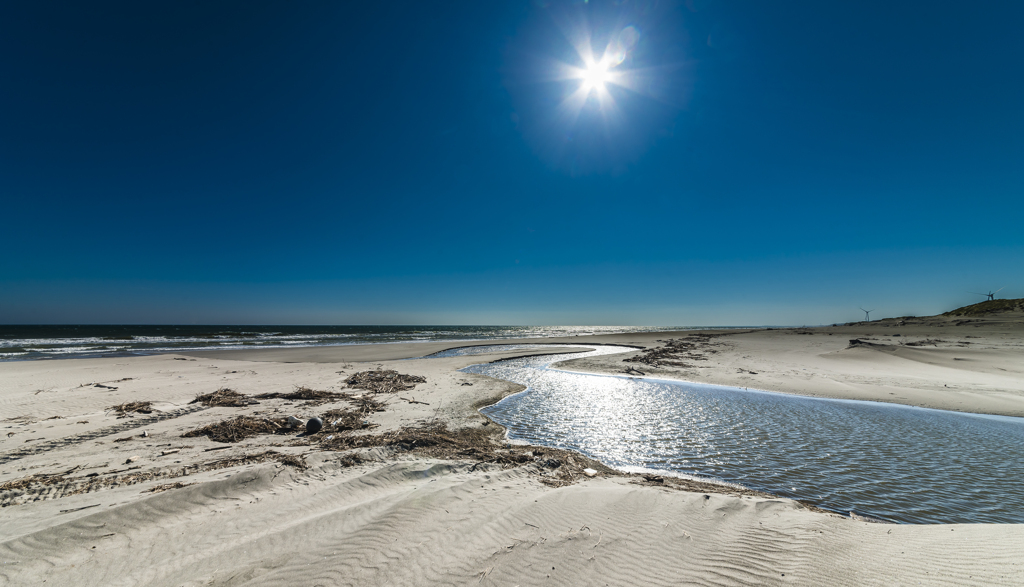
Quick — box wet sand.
[2,309,1023,585]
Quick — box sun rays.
[506,4,690,173]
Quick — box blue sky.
[2,1,1022,325]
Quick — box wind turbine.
[859,307,875,321]
[968,287,1004,301]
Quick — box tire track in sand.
[0,405,208,465]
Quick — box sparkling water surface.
[445,344,1024,524]
[0,325,696,361]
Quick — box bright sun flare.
[581,62,609,91]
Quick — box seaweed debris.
[905,339,949,347]
[316,422,604,485]
[631,474,772,499]
[342,393,387,415]
[254,386,346,406]
[191,388,258,407]
[320,422,513,459]
[182,416,297,443]
[344,370,426,394]
[108,401,154,417]
[0,467,81,492]
[319,408,377,433]
[624,334,723,369]
[145,482,195,493]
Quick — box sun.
[580,61,610,92]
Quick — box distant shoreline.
[0,324,747,362]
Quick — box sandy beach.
[7,0,1024,583]
[2,303,1023,586]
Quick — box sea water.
[0,325,697,361]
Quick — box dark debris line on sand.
[174,373,618,488]
[108,401,154,417]
[190,388,258,407]
[311,422,615,488]
[0,369,435,505]
[623,334,725,369]
[182,416,300,443]
[3,366,765,507]
[254,386,349,406]
[178,372,405,444]
[344,370,427,394]
[179,397,386,444]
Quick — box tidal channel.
[430,344,1024,524]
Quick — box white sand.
[2,312,1023,586]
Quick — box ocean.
[0,325,698,361]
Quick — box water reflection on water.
[447,344,1024,524]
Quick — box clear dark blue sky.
[2,1,1022,325]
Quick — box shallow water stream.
[436,344,1024,524]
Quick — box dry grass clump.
[344,370,426,394]
[108,401,154,417]
[182,416,297,443]
[191,388,258,407]
[254,386,346,406]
